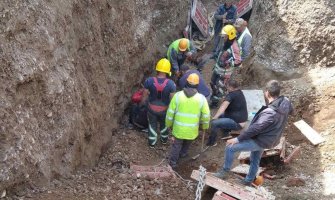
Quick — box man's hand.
[175,71,181,77]
[170,136,176,144]
[226,138,239,146]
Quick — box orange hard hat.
[178,38,189,52]
[187,73,200,85]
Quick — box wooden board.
[231,164,265,176]
[212,191,237,200]
[238,137,285,160]
[191,170,274,200]
[294,120,325,145]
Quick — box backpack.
[148,77,169,115]
[131,88,144,104]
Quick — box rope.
[195,165,206,200]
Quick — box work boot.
[238,179,252,186]
[212,169,230,179]
[206,142,217,147]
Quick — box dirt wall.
[243,0,335,84]
[0,0,188,191]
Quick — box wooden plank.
[191,170,273,200]
[231,164,265,176]
[212,191,237,200]
[294,120,325,145]
[284,146,301,164]
[238,137,285,160]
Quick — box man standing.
[213,80,293,186]
[178,64,211,100]
[166,73,210,169]
[234,18,252,62]
[167,38,196,82]
[142,58,176,148]
[213,0,237,57]
[210,25,241,108]
[207,79,247,146]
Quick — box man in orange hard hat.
[167,38,196,83]
[166,73,210,169]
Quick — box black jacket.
[237,96,293,149]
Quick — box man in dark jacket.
[178,64,211,99]
[213,80,293,186]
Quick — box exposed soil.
[1,0,335,200]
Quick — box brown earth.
[1,0,335,200]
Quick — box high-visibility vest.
[237,27,252,56]
[165,91,210,140]
[167,39,191,61]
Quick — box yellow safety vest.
[165,91,210,140]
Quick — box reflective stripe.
[199,95,205,110]
[161,134,169,139]
[149,125,157,137]
[202,114,210,118]
[200,121,209,124]
[160,127,168,133]
[149,136,157,140]
[175,92,180,111]
[174,120,199,127]
[176,112,200,118]
[167,116,173,120]
[168,109,175,114]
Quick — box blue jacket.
[178,70,210,97]
[214,4,237,34]
[237,96,293,149]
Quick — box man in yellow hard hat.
[167,38,196,83]
[166,73,210,169]
[142,58,176,148]
[210,24,241,108]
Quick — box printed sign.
[191,0,209,37]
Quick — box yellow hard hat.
[155,58,171,74]
[221,25,237,40]
[187,73,200,85]
[178,38,189,52]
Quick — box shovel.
[192,130,209,160]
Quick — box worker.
[213,80,294,186]
[178,64,211,100]
[234,18,252,62]
[207,79,247,146]
[212,0,237,58]
[142,58,176,148]
[210,25,241,108]
[167,38,196,83]
[166,73,210,169]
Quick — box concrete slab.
[241,90,265,121]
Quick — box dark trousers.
[147,111,168,146]
[169,138,192,169]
